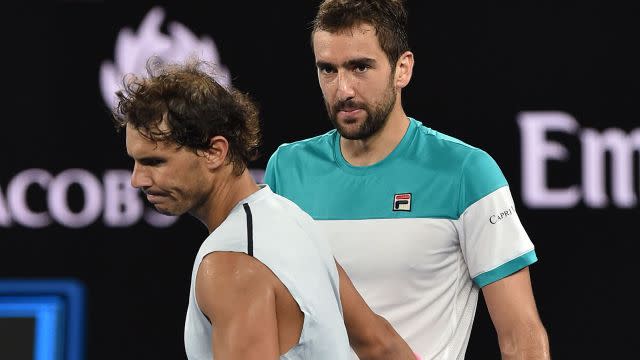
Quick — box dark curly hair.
[312,0,410,68]
[112,57,261,176]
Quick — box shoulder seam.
[276,130,335,150]
[416,126,479,151]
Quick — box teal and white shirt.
[264,118,537,360]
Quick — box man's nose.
[336,70,355,101]
[130,163,152,189]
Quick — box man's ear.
[202,135,229,170]
[395,51,414,89]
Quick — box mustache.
[143,189,168,196]
[333,99,366,112]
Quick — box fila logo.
[393,193,412,211]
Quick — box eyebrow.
[126,152,163,163]
[316,57,377,69]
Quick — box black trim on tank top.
[242,203,254,257]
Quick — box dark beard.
[326,84,396,140]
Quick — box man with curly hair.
[113,57,417,360]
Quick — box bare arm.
[335,260,417,360]
[196,252,280,360]
[482,267,550,359]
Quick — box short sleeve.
[455,150,537,287]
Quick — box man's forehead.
[125,125,150,152]
[313,24,382,58]
[125,123,153,141]
[125,124,174,155]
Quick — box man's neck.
[194,169,260,233]
[340,109,410,167]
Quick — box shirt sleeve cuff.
[472,250,538,288]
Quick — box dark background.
[0,318,34,360]
[1,1,638,358]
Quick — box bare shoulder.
[195,251,277,321]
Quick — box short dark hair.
[312,0,410,66]
[112,57,261,175]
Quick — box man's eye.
[142,159,164,166]
[319,66,336,74]
[354,64,369,73]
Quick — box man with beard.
[264,1,550,359]
[114,57,417,359]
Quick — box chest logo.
[393,193,412,211]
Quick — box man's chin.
[152,205,181,216]
[336,124,370,140]
[332,118,357,136]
